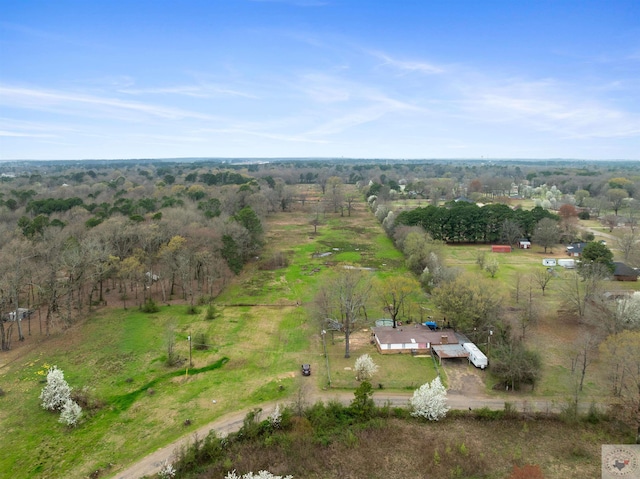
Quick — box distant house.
[492,245,511,253]
[4,308,33,322]
[518,239,531,249]
[566,242,587,257]
[613,262,638,282]
[371,325,460,355]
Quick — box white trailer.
[463,342,488,369]
[542,258,556,266]
[558,258,576,269]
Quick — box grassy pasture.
[1,186,637,478]
[0,185,435,478]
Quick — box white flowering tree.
[354,354,379,381]
[59,398,83,427]
[40,366,72,411]
[225,471,292,479]
[268,404,282,429]
[158,460,176,479]
[410,376,449,421]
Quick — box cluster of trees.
[0,166,277,350]
[394,202,558,244]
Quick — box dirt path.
[112,381,572,479]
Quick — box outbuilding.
[491,245,512,253]
[518,239,531,249]
[613,262,639,282]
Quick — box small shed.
[491,245,511,253]
[518,239,531,249]
[613,262,638,282]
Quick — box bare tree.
[327,176,344,214]
[570,333,597,392]
[501,219,523,247]
[517,280,540,340]
[315,269,372,358]
[512,272,523,304]
[560,271,602,319]
[531,268,554,296]
[616,230,639,263]
[600,331,640,443]
[374,276,420,328]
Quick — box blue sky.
[1,0,639,160]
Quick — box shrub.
[194,332,209,350]
[225,471,293,479]
[205,304,221,320]
[59,398,82,427]
[140,298,159,313]
[71,386,105,413]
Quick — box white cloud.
[0,85,216,121]
[119,84,258,99]
[370,51,444,75]
[462,79,640,139]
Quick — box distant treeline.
[395,202,558,243]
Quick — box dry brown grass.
[193,416,623,479]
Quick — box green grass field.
[0,187,637,478]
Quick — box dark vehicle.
[301,364,311,376]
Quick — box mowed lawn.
[0,186,437,479]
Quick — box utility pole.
[322,330,331,387]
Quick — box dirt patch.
[442,360,487,396]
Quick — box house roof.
[372,326,458,345]
[613,262,639,277]
[432,344,469,359]
[566,242,587,254]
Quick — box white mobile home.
[462,342,488,369]
[542,259,556,267]
[558,258,576,269]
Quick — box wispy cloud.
[0,85,216,121]
[459,78,640,139]
[119,84,258,99]
[370,51,444,75]
[0,130,57,138]
[197,127,327,144]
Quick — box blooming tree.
[40,366,72,411]
[158,460,176,479]
[225,471,293,479]
[268,404,282,429]
[354,353,379,381]
[410,376,449,421]
[59,398,83,427]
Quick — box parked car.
[301,364,311,376]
